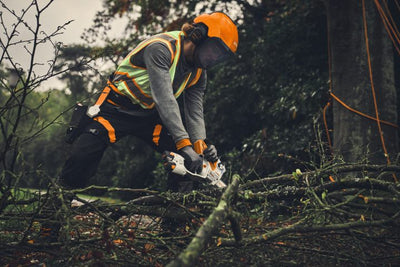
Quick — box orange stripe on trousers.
[93,116,116,143]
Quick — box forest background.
[1,0,400,265]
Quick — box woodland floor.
[1,166,400,266]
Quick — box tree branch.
[167,174,240,267]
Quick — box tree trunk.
[326,0,398,165]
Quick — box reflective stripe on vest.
[112,31,198,109]
[187,68,203,88]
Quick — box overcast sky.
[2,0,119,90]
[8,0,104,42]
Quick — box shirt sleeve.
[143,42,190,143]
[184,70,207,142]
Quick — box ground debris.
[1,165,400,266]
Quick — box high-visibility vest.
[111,31,203,109]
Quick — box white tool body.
[163,152,227,188]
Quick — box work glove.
[204,145,218,162]
[180,146,204,174]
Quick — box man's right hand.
[179,146,203,174]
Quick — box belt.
[105,87,156,117]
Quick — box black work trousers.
[60,102,178,189]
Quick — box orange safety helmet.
[190,12,239,69]
[194,12,238,54]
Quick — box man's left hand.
[204,145,218,162]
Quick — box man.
[60,12,239,191]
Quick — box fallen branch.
[220,211,400,247]
[241,164,400,190]
[70,185,158,195]
[242,177,400,202]
[167,174,241,267]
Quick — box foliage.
[14,90,70,188]
[205,0,329,178]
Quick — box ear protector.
[188,23,208,45]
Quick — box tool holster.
[65,79,113,144]
[65,103,91,144]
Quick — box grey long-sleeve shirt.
[142,41,207,144]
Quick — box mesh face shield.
[193,37,234,69]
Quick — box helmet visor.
[194,37,233,69]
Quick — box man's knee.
[61,130,108,188]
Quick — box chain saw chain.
[162,151,227,188]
